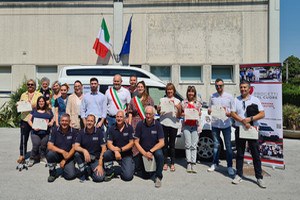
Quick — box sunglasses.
[27,83,34,86]
[188,86,195,89]
[215,84,224,88]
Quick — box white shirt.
[159,97,181,129]
[105,86,131,116]
[209,92,233,129]
[231,95,264,127]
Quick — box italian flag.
[93,18,112,58]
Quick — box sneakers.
[186,163,192,173]
[104,172,115,182]
[48,175,56,183]
[27,158,35,167]
[191,164,197,174]
[154,177,162,188]
[227,167,235,176]
[232,175,243,184]
[257,179,267,188]
[207,164,217,172]
[40,157,47,165]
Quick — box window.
[180,66,202,83]
[66,68,149,78]
[150,66,171,82]
[0,66,12,93]
[211,65,233,82]
[36,66,58,86]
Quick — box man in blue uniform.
[134,106,165,188]
[46,113,77,182]
[74,114,107,183]
[103,110,135,181]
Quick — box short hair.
[41,77,50,84]
[74,80,82,85]
[240,80,251,87]
[215,78,224,83]
[61,83,70,91]
[86,114,96,122]
[116,110,125,118]
[186,85,197,101]
[52,80,61,88]
[145,106,155,115]
[165,83,176,95]
[90,77,98,83]
[27,79,37,88]
[114,74,122,82]
[60,113,70,120]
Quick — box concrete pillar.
[113,0,123,65]
[269,0,280,62]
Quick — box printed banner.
[240,63,284,169]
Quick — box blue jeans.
[212,126,233,167]
[183,125,199,164]
[106,115,116,131]
[103,150,135,181]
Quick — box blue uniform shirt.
[107,123,134,157]
[49,127,77,152]
[134,119,164,152]
[75,127,106,159]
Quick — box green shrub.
[282,83,300,106]
[282,104,300,130]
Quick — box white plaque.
[211,105,227,121]
[184,108,199,120]
[239,126,258,140]
[142,156,156,172]
[17,101,32,113]
[160,99,175,114]
[32,118,48,131]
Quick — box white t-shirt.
[105,86,131,116]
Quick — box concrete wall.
[0,0,278,105]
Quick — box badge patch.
[123,132,129,137]
[151,130,157,134]
[67,136,72,140]
[93,137,98,141]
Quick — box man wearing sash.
[231,80,266,188]
[105,74,131,130]
[134,106,165,188]
[207,78,235,176]
[81,77,107,129]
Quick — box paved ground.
[0,128,299,200]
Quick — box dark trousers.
[30,134,49,159]
[162,125,177,164]
[46,151,76,180]
[74,152,105,182]
[103,150,135,181]
[135,149,164,180]
[235,128,263,179]
[19,121,31,156]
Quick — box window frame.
[179,65,203,84]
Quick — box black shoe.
[48,175,56,183]
[104,172,115,182]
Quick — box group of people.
[16,74,267,188]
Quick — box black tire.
[197,131,214,162]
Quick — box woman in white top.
[159,83,181,172]
[66,80,84,130]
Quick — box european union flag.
[119,16,132,57]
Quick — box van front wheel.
[197,131,214,162]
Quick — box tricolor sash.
[133,96,146,120]
[110,87,125,110]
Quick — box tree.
[282,55,300,82]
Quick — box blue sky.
[280,0,300,61]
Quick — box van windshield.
[66,68,150,78]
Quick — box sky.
[280,0,300,62]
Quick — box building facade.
[0,0,280,105]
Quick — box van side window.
[66,69,150,78]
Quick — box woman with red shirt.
[181,86,202,173]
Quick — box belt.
[107,114,116,118]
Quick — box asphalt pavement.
[0,128,299,200]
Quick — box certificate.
[239,126,258,140]
[17,101,32,113]
[160,99,175,114]
[184,108,199,120]
[142,156,156,172]
[211,105,227,121]
[32,118,48,130]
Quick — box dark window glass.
[66,69,149,78]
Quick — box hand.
[61,150,69,159]
[60,159,66,168]
[244,123,251,129]
[94,165,104,177]
[114,151,122,160]
[112,146,121,152]
[56,122,59,127]
[48,121,54,127]
[175,103,181,110]
[83,150,91,163]
[145,151,153,160]
[207,108,212,115]
[96,121,102,128]
[242,117,251,125]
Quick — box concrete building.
[0,0,280,106]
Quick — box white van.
[58,65,233,161]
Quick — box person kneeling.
[103,110,135,182]
[74,114,107,183]
[134,106,165,188]
[46,114,77,182]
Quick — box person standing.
[55,83,69,127]
[103,110,135,181]
[27,96,54,166]
[181,86,202,173]
[46,114,77,182]
[105,74,131,130]
[74,114,107,183]
[159,83,181,172]
[128,75,138,97]
[207,78,235,176]
[50,81,61,109]
[39,77,52,105]
[17,79,42,164]
[134,106,165,188]
[66,80,84,130]
[80,77,107,129]
[231,80,266,188]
